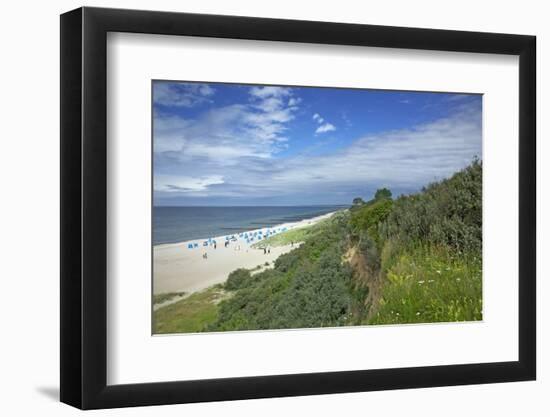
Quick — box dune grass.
[252,217,331,248]
[369,246,482,325]
[153,285,228,334]
[153,292,186,305]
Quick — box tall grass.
[153,286,226,334]
[365,160,483,324]
[370,246,482,324]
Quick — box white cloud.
[288,97,301,106]
[313,112,334,133]
[268,101,481,194]
[313,113,325,123]
[155,174,224,192]
[315,123,336,134]
[154,82,215,107]
[249,86,292,99]
[154,84,302,194]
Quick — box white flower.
[436,270,441,274]
[416,312,421,316]
[418,280,425,284]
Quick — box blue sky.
[153,81,482,206]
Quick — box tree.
[374,188,392,201]
[352,197,365,206]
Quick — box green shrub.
[380,160,482,254]
[224,268,253,291]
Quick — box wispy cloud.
[155,174,224,192]
[341,111,353,128]
[271,100,481,196]
[154,85,301,196]
[312,112,336,135]
[153,82,215,107]
[315,123,336,134]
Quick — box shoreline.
[153,209,339,249]
[153,210,339,296]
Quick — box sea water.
[153,206,344,245]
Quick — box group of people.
[201,242,272,261]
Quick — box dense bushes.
[209,212,354,331]
[370,160,483,324]
[224,268,253,291]
[380,160,482,254]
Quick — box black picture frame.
[60,6,536,410]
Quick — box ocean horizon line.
[153,205,346,246]
[154,204,349,208]
[154,209,340,248]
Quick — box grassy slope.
[370,246,482,324]
[153,292,186,305]
[251,217,330,248]
[153,285,226,334]
[366,160,483,324]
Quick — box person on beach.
[268,247,271,254]
[263,247,266,255]
[214,242,217,249]
[202,252,208,260]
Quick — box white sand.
[153,211,336,295]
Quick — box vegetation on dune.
[153,292,186,305]
[370,245,482,324]
[153,160,482,333]
[153,285,226,334]
[252,218,329,248]
[208,212,354,331]
[368,159,483,324]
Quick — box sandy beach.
[153,211,336,295]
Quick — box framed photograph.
[60,7,536,409]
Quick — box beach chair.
[193,243,198,248]
[187,243,193,249]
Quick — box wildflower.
[416,312,421,316]
[456,278,461,282]
[428,279,434,283]
[418,280,425,284]
[436,270,441,274]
